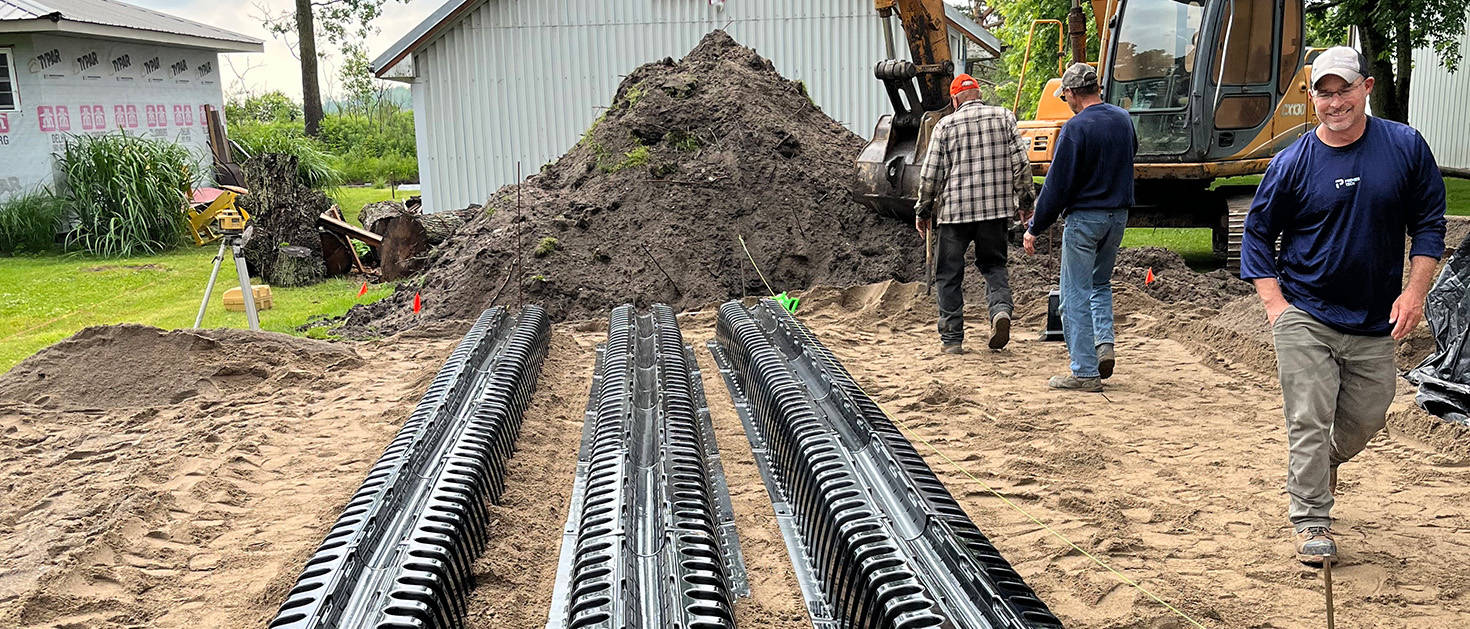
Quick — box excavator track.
[547,304,746,629]
[268,306,550,629]
[708,298,1062,629]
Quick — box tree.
[1307,0,1470,123]
[262,0,408,136]
[991,0,1099,117]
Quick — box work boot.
[1097,343,1116,379]
[989,312,1011,350]
[1295,526,1338,566]
[1047,375,1103,392]
[941,342,965,355]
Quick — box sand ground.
[2,281,1469,628]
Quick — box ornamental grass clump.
[59,132,198,256]
[0,190,66,254]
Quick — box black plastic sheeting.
[268,305,550,629]
[709,298,1062,629]
[1408,233,1470,426]
[547,303,746,629]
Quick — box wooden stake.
[1323,559,1335,629]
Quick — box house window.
[0,48,17,111]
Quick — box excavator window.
[1211,0,1276,85]
[1279,0,1303,94]
[1108,0,1205,154]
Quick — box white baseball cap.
[1312,46,1370,87]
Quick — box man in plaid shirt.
[915,73,1035,353]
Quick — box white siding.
[0,32,226,201]
[1410,29,1470,170]
[409,0,962,212]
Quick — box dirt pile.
[0,324,362,409]
[343,30,922,334]
[1113,246,1253,307]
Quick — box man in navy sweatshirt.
[1024,63,1137,392]
[1241,46,1446,565]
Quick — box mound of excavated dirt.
[342,31,922,334]
[1113,247,1253,308]
[0,325,362,409]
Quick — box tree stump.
[239,154,334,286]
[363,202,478,281]
[273,245,326,287]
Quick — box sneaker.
[1047,375,1103,392]
[989,312,1011,350]
[1295,526,1338,566]
[1097,343,1116,379]
[941,342,965,355]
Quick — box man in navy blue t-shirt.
[1241,46,1446,566]
[1025,63,1137,392]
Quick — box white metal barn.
[1410,29,1470,173]
[372,0,999,213]
[0,0,262,201]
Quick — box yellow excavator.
[855,0,1319,268]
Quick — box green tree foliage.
[991,0,1099,118]
[1307,0,1470,123]
[261,0,410,136]
[225,91,303,124]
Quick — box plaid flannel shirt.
[915,101,1035,225]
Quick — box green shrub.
[0,190,66,254]
[319,112,416,157]
[330,149,418,186]
[226,91,302,124]
[230,121,344,190]
[534,237,559,257]
[58,132,197,256]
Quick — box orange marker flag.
[413,292,422,313]
[1145,267,1156,286]
[357,282,369,297]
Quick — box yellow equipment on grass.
[185,185,251,247]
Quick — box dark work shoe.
[1097,343,1116,379]
[989,312,1011,350]
[1295,527,1338,566]
[1047,375,1103,392]
[941,342,965,355]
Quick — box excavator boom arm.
[876,0,952,111]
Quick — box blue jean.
[1060,209,1128,378]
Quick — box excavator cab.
[1103,0,1310,163]
[1016,0,1315,268]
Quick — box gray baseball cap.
[1054,62,1099,98]
[1312,46,1370,86]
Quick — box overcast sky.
[131,0,976,101]
[131,0,441,100]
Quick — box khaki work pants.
[1272,305,1397,531]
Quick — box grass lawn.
[0,187,401,373]
[1121,176,1469,268]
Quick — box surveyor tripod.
[193,227,260,331]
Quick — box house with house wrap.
[0,0,262,201]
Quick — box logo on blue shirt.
[1334,176,1360,189]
